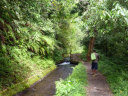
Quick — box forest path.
[84,62,113,96]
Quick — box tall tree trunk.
[86,37,95,61]
[86,28,97,61]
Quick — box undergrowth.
[0,47,56,91]
[55,63,87,96]
[99,54,128,96]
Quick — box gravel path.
[84,62,113,96]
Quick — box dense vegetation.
[83,0,128,61]
[0,0,128,95]
[0,0,84,92]
[55,63,87,96]
[82,0,128,95]
[81,0,128,95]
[99,53,128,96]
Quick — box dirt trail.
[84,62,113,96]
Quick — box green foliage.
[71,0,89,16]
[80,46,87,61]
[0,65,56,96]
[99,54,128,96]
[53,48,64,63]
[0,46,55,90]
[82,0,128,65]
[0,0,85,91]
[81,0,128,95]
[55,63,87,96]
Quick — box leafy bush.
[0,46,55,90]
[55,63,87,96]
[53,48,65,63]
[0,0,85,92]
[80,46,87,61]
[99,55,128,96]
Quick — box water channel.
[15,62,75,96]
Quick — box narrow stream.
[15,62,75,96]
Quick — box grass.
[0,65,56,96]
[98,54,128,96]
[55,63,87,96]
[0,46,57,96]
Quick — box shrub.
[55,63,87,96]
[99,55,128,96]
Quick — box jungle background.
[0,0,128,96]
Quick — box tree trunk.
[86,28,97,61]
[70,48,72,62]
[86,37,95,61]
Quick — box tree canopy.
[0,0,128,94]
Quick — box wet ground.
[15,63,74,96]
